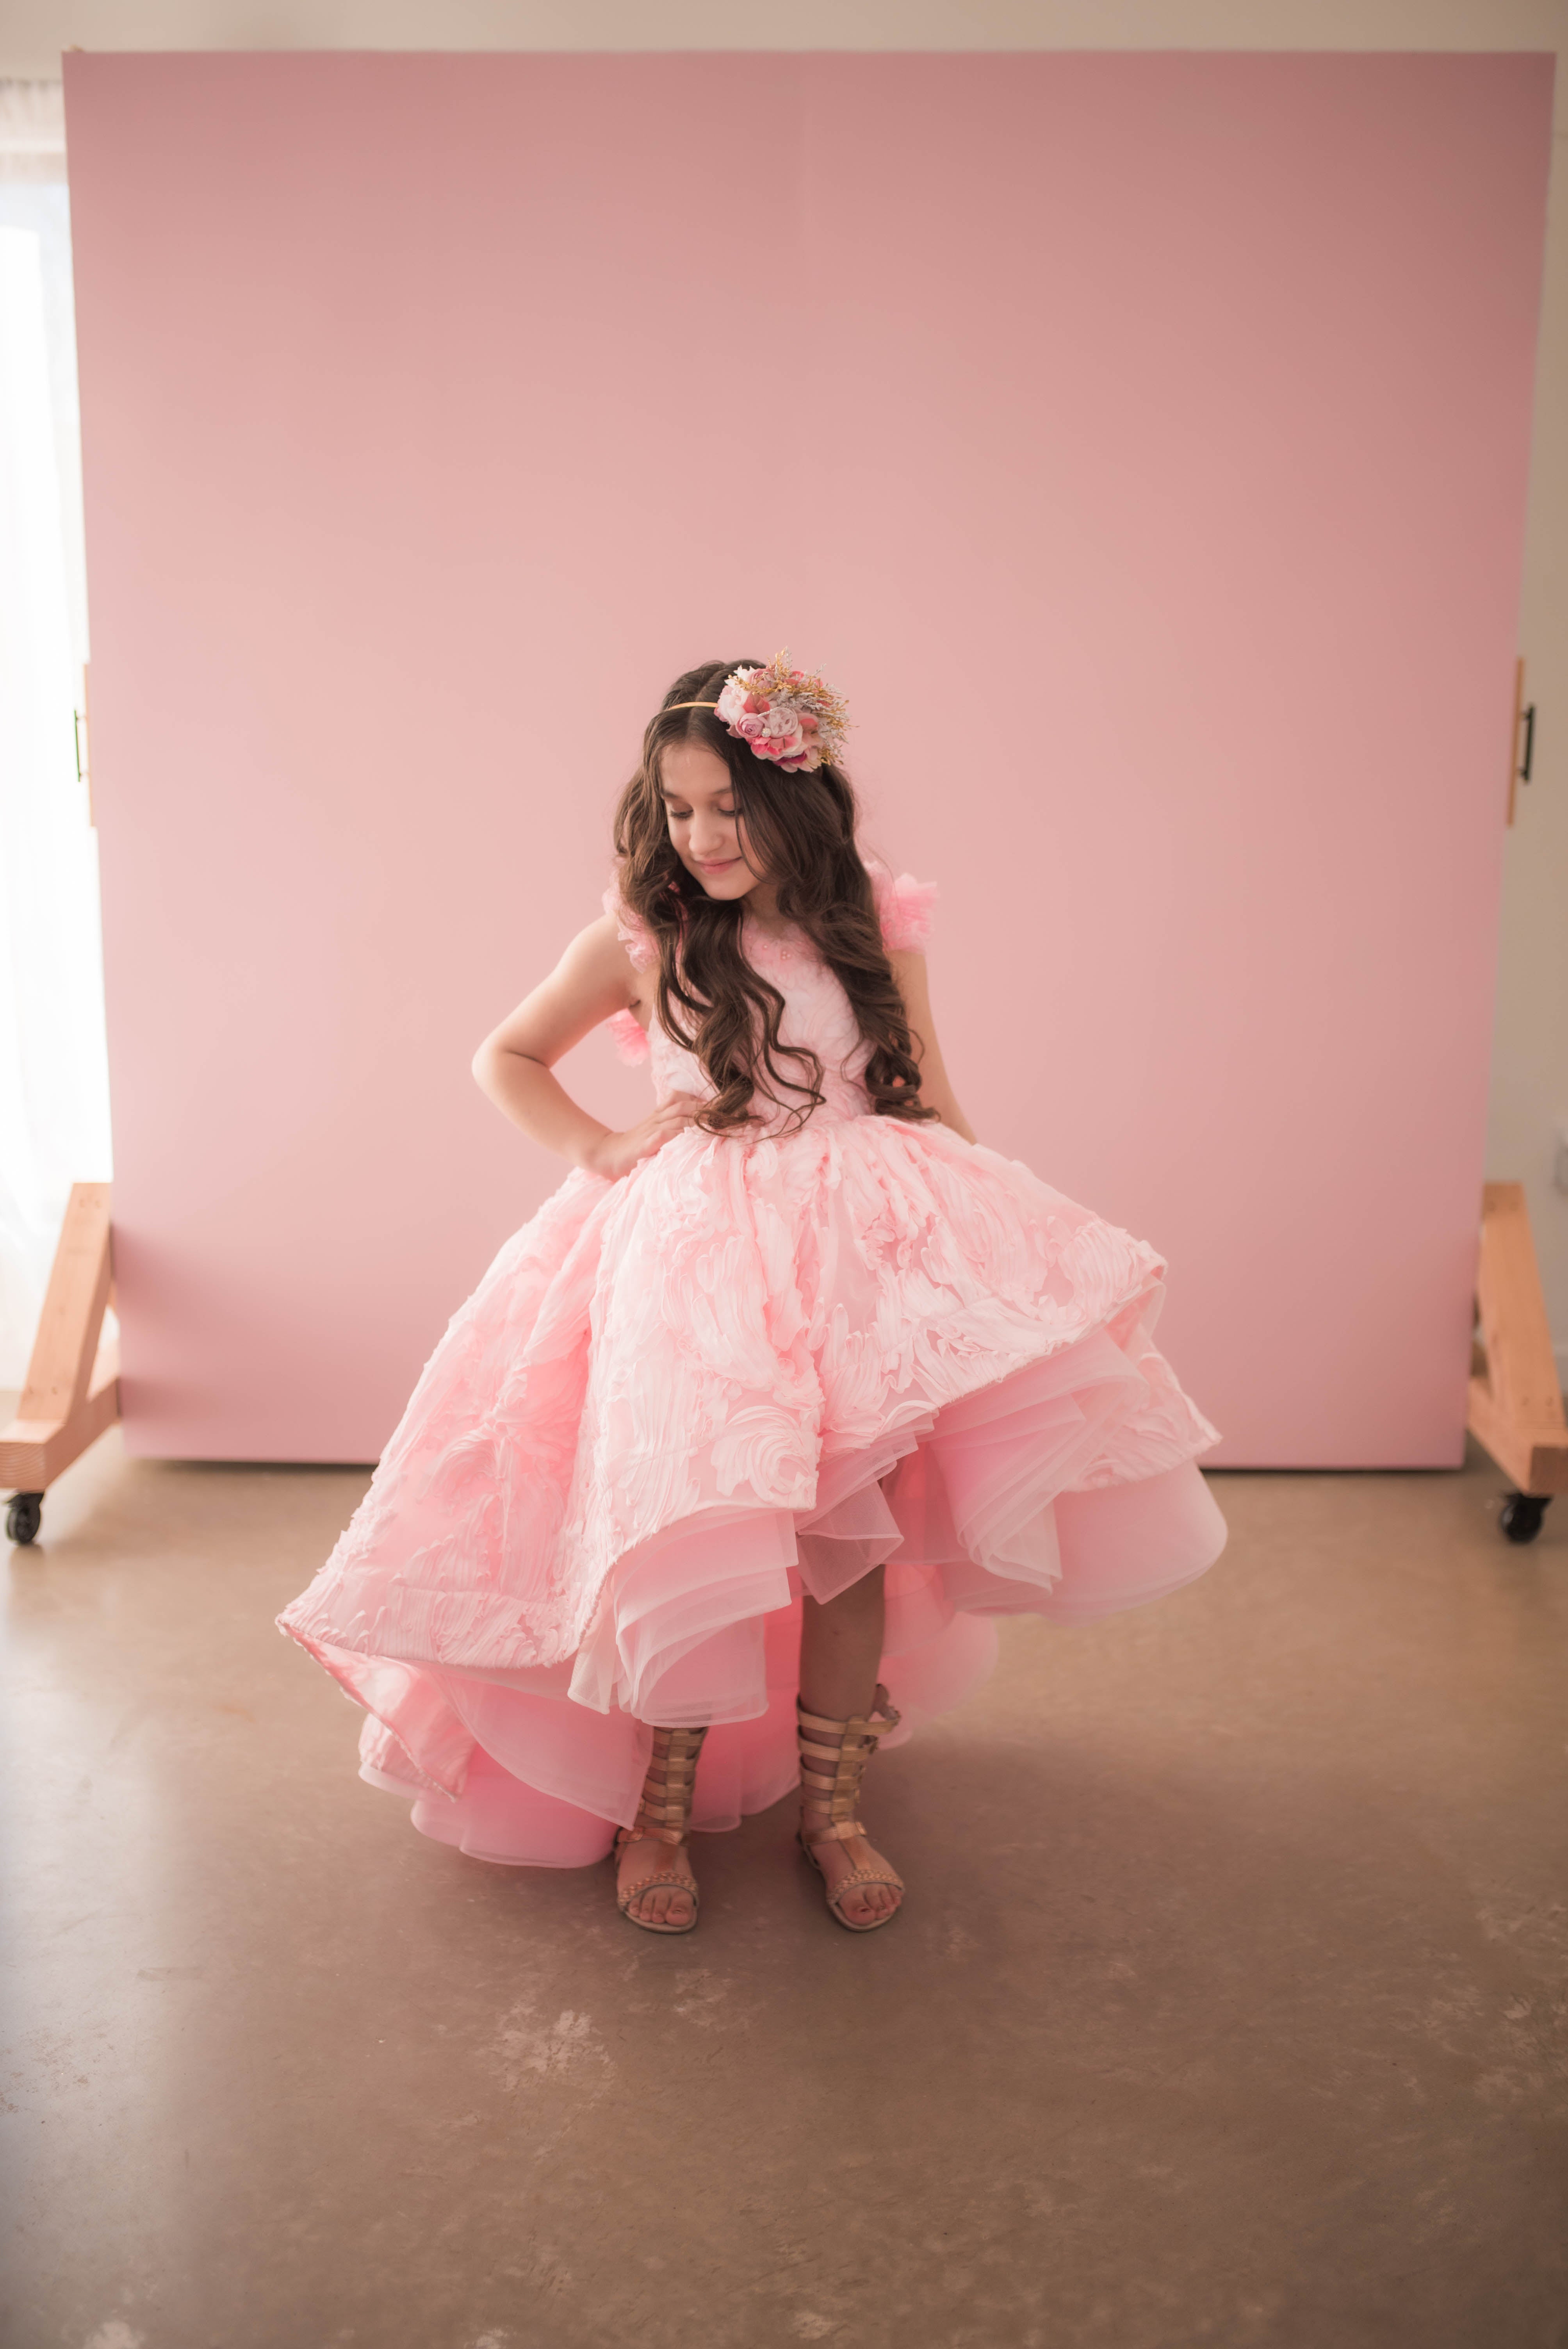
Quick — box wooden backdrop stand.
[1468,1181,1568,1544]
[1,1182,120,1546]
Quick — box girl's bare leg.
[798,1567,902,1927]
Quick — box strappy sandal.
[613,1724,708,1935]
[796,1685,905,1934]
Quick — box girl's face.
[659,741,765,901]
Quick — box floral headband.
[667,651,850,774]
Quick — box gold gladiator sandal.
[796,1685,905,1933]
[613,1724,708,1935]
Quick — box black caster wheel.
[6,1491,43,1545]
[1499,1494,1550,1545]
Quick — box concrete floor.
[2,1431,1566,2349]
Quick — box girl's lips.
[696,857,739,872]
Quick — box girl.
[279,654,1226,1936]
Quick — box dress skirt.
[278,1111,1227,1866]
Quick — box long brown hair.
[612,658,939,1136]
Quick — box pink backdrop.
[64,51,1552,1467]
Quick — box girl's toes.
[627,1868,694,1927]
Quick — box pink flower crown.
[671,651,850,774]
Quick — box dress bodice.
[602,865,936,1138]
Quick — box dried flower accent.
[713,651,849,773]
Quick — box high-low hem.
[287,1321,1226,1869]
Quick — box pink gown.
[278,869,1226,1866]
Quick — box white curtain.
[0,83,110,1387]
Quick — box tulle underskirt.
[340,1343,1226,1868]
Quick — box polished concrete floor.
[2,1428,1566,2349]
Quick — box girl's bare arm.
[472,916,700,1179]
[887,947,979,1145]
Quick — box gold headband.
[665,700,718,712]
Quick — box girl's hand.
[585,1092,708,1181]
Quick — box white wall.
[5,0,1565,1364]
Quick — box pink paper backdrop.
[64,51,1552,1466]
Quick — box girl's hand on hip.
[586,1093,707,1181]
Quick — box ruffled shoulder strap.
[866,861,938,953]
[602,878,657,971]
[604,1007,652,1064]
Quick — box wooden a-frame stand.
[1468,1181,1568,1544]
[1,1183,119,1546]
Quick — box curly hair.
[611,658,939,1137]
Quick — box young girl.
[279,654,1226,1935]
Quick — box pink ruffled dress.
[278,868,1226,1866]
